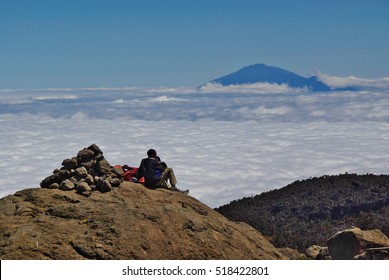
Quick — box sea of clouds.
[1,74,389,208]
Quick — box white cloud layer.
[1,87,389,207]
[316,72,389,89]
[199,82,309,94]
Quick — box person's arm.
[135,160,144,179]
[122,164,132,171]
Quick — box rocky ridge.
[2,145,388,260]
[0,144,285,260]
[216,173,389,252]
[0,184,286,260]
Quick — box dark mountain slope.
[216,174,389,251]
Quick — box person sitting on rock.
[136,149,180,191]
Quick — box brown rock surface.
[277,247,306,260]
[0,183,286,260]
[305,245,329,259]
[327,227,389,260]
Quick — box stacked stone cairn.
[40,144,122,196]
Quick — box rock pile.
[40,144,122,196]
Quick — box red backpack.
[114,165,145,183]
[122,168,138,181]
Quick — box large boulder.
[0,184,286,260]
[327,227,389,259]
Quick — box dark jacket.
[136,157,167,187]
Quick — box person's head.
[147,149,157,158]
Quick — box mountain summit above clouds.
[200,63,389,93]
[0,144,285,260]
[0,186,287,259]
[202,63,331,92]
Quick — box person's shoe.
[170,186,189,194]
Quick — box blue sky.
[1,0,388,88]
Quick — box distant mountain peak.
[202,63,332,92]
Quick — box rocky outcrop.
[305,245,330,260]
[0,144,286,260]
[0,184,286,260]
[277,247,306,260]
[40,144,121,195]
[356,247,389,260]
[303,228,389,260]
[327,227,389,260]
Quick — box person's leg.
[157,168,177,188]
[167,168,177,187]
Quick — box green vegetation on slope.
[216,174,389,251]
